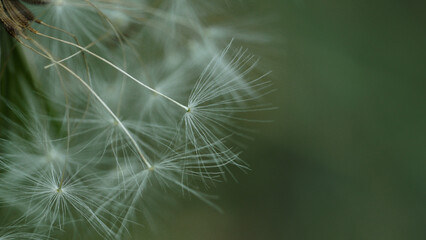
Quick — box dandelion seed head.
[0,0,273,237]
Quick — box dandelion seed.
[183,41,273,173]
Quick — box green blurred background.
[155,1,426,239]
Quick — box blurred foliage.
[152,1,426,240]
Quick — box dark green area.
[158,1,426,239]
[0,31,36,135]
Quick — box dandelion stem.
[36,32,189,111]
[24,37,153,169]
[58,64,153,169]
[59,63,153,169]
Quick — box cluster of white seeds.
[0,0,273,239]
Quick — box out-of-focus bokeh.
[149,1,426,239]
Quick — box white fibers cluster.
[0,0,273,239]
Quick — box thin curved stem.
[22,37,153,169]
[36,32,189,111]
